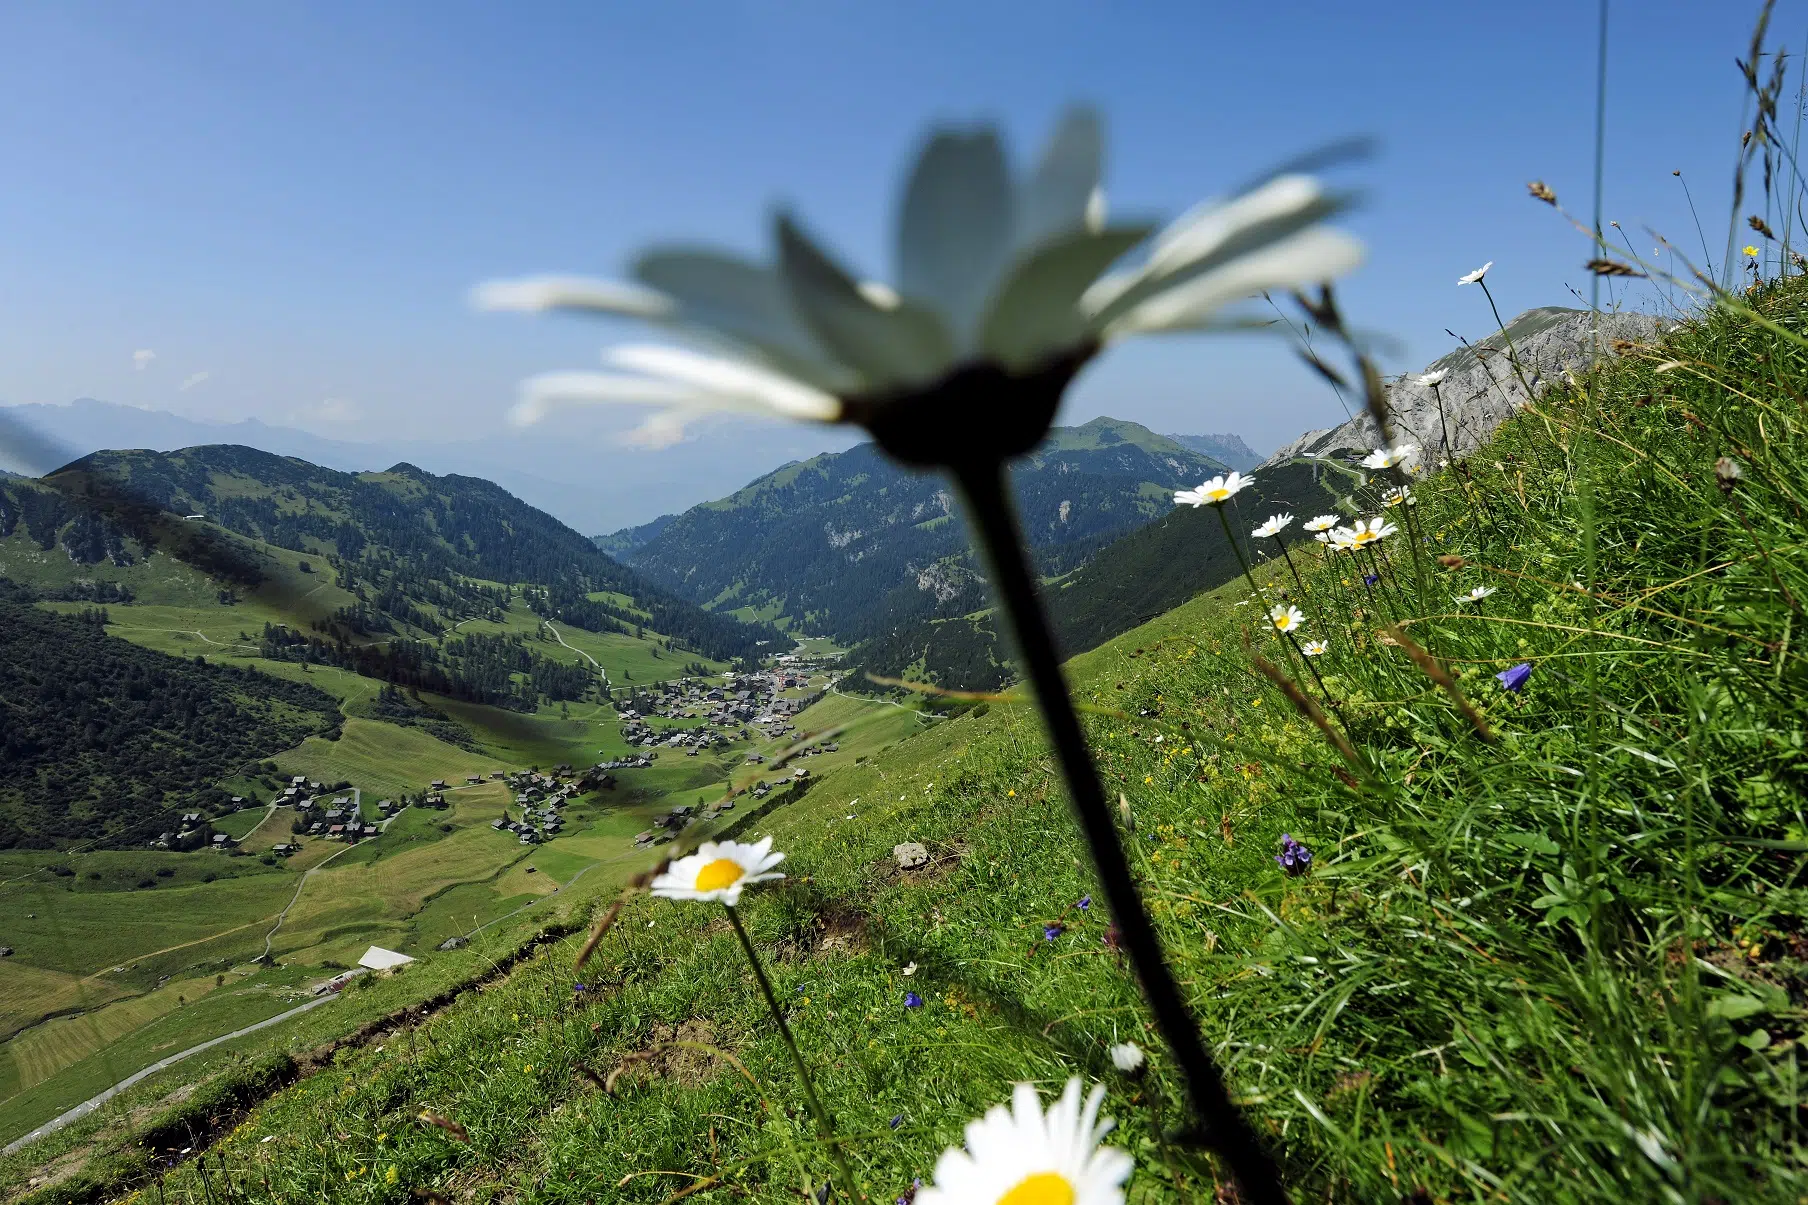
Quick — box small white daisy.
[1418,369,1450,387]
[1457,585,1496,603]
[1109,1043,1145,1073]
[1268,604,1306,634]
[917,1079,1132,1205]
[648,836,786,907]
[1359,443,1420,471]
[1174,471,1254,507]
[1458,261,1493,285]
[1380,485,1415,509]
[1302,514,1339,532]
[1301,639,1328,656]
[1251,512,1293,539]
[1345,517,1396,548]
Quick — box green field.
[0,651,909,1152]
[273,717,496,799]
[18,275,1800,1204]
[210,808,271,840]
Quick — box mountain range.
[1,444,771,662]
[601,418,1233,667]
[0,398,857,535]
[1166,432,1264,471]
[5,304,1655,697]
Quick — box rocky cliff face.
[1264,306,1677,467]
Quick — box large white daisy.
[1174,471,1255,507]
[476,108,1363,457]
[648,837,786,907]
[917,1079,1132,1205]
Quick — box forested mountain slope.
[608,417,1226,645]
[848,458,1338,688]
[0,446,775,665]
[0,583,341,848]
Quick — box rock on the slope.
[437,936,470,951]
[1263,307,1678,469]
[893,842,930,870]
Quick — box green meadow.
[27,274,1801,1204]
[0,603,893,1162]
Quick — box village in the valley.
[140,648,846,860]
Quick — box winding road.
[0,995,339,1156]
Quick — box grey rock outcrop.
[893,842,930,870]
[1263,307,1678,469]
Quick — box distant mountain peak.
[1165,432,1262,472]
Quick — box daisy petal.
[1084,175,1354,324]
[777,213,956,388]
[508,371,707,427]
[631,248,854,392]
[897,128,1016,346]
[1018,105,1105,251]
[471,275,674,319]
[980,224,1155,370]
[1104,227,1365,335]
[607,345,841,421]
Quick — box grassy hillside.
[45,277,1808,1204]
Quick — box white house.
[357,946,415,972]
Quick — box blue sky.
[0,0,1795,469]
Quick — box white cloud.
[132,348,156,371]
[178,371,210,392]
[295,397,363,424]
[618,410,695,450]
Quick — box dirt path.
[104,624,259,651]
[827,685,932,720]
[261,789,382,959]
[543,621,610,688]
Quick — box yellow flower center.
[1206,488,1229,501]
[998,1172,1075,1205]
[695,858,746,892]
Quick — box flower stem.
[954,461,1286,1205]
[1215,506,1266,602]
[1274,536,1307,597]
[1477,279,1540,402]
[725,905,860,1201]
